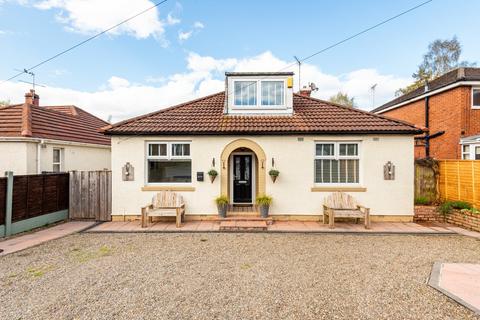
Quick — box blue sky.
[0,0,478,121]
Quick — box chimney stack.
[298,85,312,97]
[25,89,39,106]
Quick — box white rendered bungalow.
[103,72,421,222]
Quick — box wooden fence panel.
[69,171,111,221]
[414,163,437,201]
[0,177,6,225]
[439,160,480,209]
[11,173,69,222]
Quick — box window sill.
[141,186,196,192]
[310,186,367,192]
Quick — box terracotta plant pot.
[209,174,217,183]
[270,175,278,183]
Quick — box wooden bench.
[323,192,370,229]
[141,191,185,228]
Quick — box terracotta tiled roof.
[373,67,480,113]
[103,92,422,135]
[0,104,111,146]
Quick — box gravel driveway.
[1,233,479,320]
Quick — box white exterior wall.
[0,139,111,175]
[0,142,30,174]
[111,135,414,217]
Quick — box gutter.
[375,81,480,114]
[0,137,111,149]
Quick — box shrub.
[256,195,272,206]
[414,196,431,205]
[449,201,472,210]
[215,195,229,205]
[438,202,453,215]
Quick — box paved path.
[429,262,480,315]
[87,220,457,234]
[0,221,96,256]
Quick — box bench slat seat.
[323,192,370,229]
[141,191,185,228]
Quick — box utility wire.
[1,0,169,85]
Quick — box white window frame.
[314,141,362,186]
[232,79,287,109]
[145,141,192,185]
[462,144,471,160]
[461,143,480,160]
[52,148,63,172]
[472,87,480,109]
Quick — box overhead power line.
[0,0,169,85]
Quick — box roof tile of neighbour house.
[0,103,111,146]
[103,92,422,135]
[373,67,480,113]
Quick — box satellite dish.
[309,82,318,91]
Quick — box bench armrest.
[357,205,369,212]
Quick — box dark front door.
[233,154,253,203]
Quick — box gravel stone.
[0,233,479,319]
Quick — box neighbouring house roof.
[103,92,422,135]
[373,67,480,113]
[0,103,111,146]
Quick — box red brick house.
[372,68,480,159]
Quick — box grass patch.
[26,265,54,278]
[69,245,113,263]
[414,196,432,205]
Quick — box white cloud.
[177,21,205,42]
[166,13,180,26]
[178,30,192,41]
[193,21,204,29]
[0,51,410,123]
[34,0,166,39]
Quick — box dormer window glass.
[261,81,284,106]
[234,81,257,106]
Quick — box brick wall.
[381,86,480,159]
[446,210,480,233]
[414,205,444,222]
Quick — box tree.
[0,100,9,107]
[397,36,476,96]
[329,92,355,107]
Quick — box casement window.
[233,80,285,107]
[52,148,62,172]
[462,145,471,160]
[261,81,284,106]
[472,88,480,108]
[147,142,191,183]
[314,142,360,184]
[234,81,257,106]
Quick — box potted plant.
[208,169,218,183]
[215,195,229,218]
[269,169,279,183]
[256,195,272,218]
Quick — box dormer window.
[226,72,294,115]
[261,81,284,106]
[234,81,257,106]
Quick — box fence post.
[4,171,13,237]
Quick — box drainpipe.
[36,139,44,174]
[425,95,430,158]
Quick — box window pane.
[149,144,166,157]
[261,81,284,106]
[53,149,60,163]
[473,89,480,107]
[315,159,359,184]
[316,143,334,156]
[148,160,191,183]
[172,143,190,157]
[476,146,480,160]
[234,81,257,106]
[53,164,60,173]
[463,145,470,153]
[340,143,358,156]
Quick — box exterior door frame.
[229,151,256,205]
